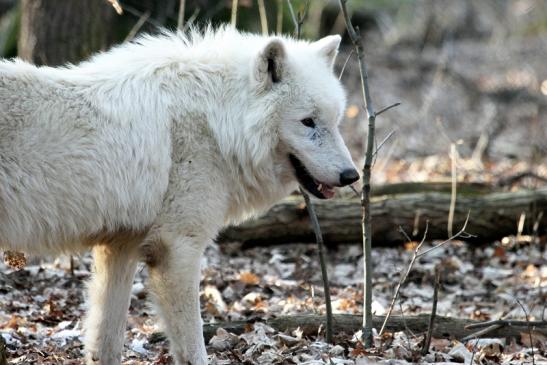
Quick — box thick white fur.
[0,26,356,364]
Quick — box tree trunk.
[18,0,116,65]
[148,314,547,343]
[220,188,547,245]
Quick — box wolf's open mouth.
[289,154,335,199]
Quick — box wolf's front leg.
[84,243,140,365]
[147,234,207,365]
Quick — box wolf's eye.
[300,118,316,128]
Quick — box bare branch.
[465,319,547,330]
[422,266,441,355]
[416,212,472,258]
[286,0,298,32]
[348,184,360,197]
[448,143,457,237]
[119,4,163,29]
[375,102,401,117]
[106,0,123,15]
[338,0,377,347]
[497,171,547,187]
[298,1,311,39]
[257,0,268,36]
[300,188,333,343]
[514,296,536,365]
[124,11,150,42]
[288,7,332,344]
[380,214,473,337]
[231,0,238,27]
[276,0,283,34]
[379,222,429,335]
[469,338,480,365]
[338,48,355,80]
[181,8,201,32]
[177,0,186,30]
[463,324,503,342]
[372,130,396,160]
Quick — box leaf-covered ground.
[1,224,545,364]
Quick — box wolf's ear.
[254,39,286,90]
[312,35,341,69]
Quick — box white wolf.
[0,26,359,364]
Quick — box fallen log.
[148,314,547,344]
[220,188,547,245]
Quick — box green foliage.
[0,4,19,58]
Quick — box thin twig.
[339,0,376,347]
[422,265,440,355]
[469,337,480,365]
[461,312,512,342]
[375,102,401,117]
[380,215,472,336]
[462,316,547,330]
[124,11,151,42]
[257,0,268,36]
[497,171,547,187]
[287,0,310,38]
[120,4,163,29]
[231,0,238,27]
[398,301,417,340]
[106,0,123,15]
[379,222,429,336]
[181,7,200,32]
[301,188,333,343]
[514,296,536,365]
[416,212,472,258]
[448,143,457,237]
[70,255,75,278]
[348,185,360,197]
[177,0,186,30]
[276,0,283,34]
[286,0,298,34]
[462,323,503,342]
[338,48,355,80]
[372,130,396,160]
[412,209,422,237]
[288,5,333,344]
[533,211,544,244]
[517,211,526,242]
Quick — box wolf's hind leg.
[84,242,139,365]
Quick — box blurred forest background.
[0,0,546,364]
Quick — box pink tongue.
[322,188,335,199]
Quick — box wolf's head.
[250,35,359,199]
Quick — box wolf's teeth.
[318,184,323,191]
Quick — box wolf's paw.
[85,351,122,365]
[173,350,208,365]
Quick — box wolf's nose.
[339,169,360,186]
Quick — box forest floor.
[1,155,546,365]
[0,213,545,364]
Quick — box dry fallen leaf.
[4,251,26,270]
[239,271,260,286]
[209,328,239,351]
